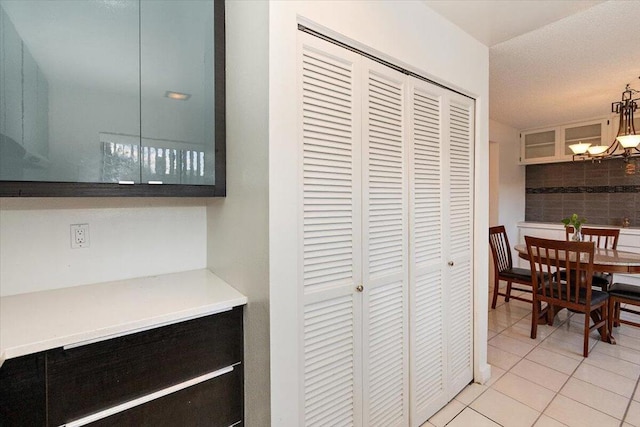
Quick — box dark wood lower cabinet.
[88,366,243,427]
[0,352,46,426]
[0,306,243,427]
[48,308,243,425]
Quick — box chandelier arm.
[603,138,621,155]
[571,82,640,162]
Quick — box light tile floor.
[423,286,640,427]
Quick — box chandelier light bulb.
[616,134,640,149]
[587,145,609,155]
[569,142,591,154]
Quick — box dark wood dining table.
[514,243,640,344]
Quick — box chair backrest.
[489,225,513,274]
[525,236,595,308]
[564,226,620,249]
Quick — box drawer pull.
[62,365,236,427]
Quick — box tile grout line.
[620,373,640,427]
[489,298,625,426]
[489,297,640,426]
[498,306,580,426]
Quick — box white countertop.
[518,221,640,236]
[0,269,247,366]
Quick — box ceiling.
[425,0,640,131]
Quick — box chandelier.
[570,83,640,162]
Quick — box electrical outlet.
[71,224,90,249]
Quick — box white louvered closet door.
[445,93,475,395]
[299,33,364,427]
[409,78,475,426]
[408,78,448,427]
[361,58,409,427]
[298,29,474,427]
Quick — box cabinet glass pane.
[564,123,601,155]
[140,0,214,185]
[0,1,140,183]
[524,130,555,159]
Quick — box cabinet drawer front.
[85,366,243,427]
[48,307,243,425]
[0,352,46,427]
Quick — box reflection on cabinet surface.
[0,0,225,197]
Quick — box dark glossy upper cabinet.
[0,0,225,197]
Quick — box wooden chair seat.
[499,267,533,282]
[526,236,609,357]
[489,226,534,309]
[537,284,609,306]
[608,283,640,331]
[608,283,640,301]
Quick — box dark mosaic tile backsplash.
[525,159,640,227]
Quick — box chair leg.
[583,309,590,358]
[491,276,500,309]
[602,303,609,343]
[608,298,615,341]
[546,305,555,326]
[505,280,512,302]
[531,299,539,339]
[614,301,620,327]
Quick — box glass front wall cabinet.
[561,119,608,159]
[0,0,225,197]
[521,128,557,163]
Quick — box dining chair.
[564,226,620,291]
[564,226,620,248]
[526,236,609,357]
[607,283,640,335]
[489,226,534,309]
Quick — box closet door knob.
[356,284,364,292]
[448,261,454,266]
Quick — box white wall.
[0,198,207,296]
[206,1,270,426]
[269,2,490,425]
[489,119,525,249]
[489,141,499,226]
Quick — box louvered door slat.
[300,33,363,427]
[448,261,472,384]
[362,59,408,427]
[413,272,444,402]
[366,282,405,427]
[409,79,448,426]
[446,96,474,396]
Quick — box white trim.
[476,363,492,385]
